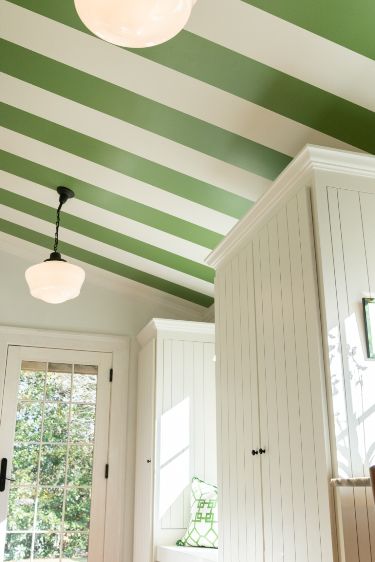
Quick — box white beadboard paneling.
[246,243,263,562]
[279,203,309,562]
[269,214,295,562]
[203,342,217,485]
[183,339,194,526]
[193,342,205,480]
[255,228,274,562]
[334,188,373,562]
[161,339,172,530]
[170,339,185,528]
[226,260,240,561]
[297,189,336,562]
[215,270,225,562]
[231,255,246,562]
[134,339,156,562]
[135,321,216,558]
[287,195,322,562]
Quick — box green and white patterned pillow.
[176,477,218,549]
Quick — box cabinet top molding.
[207,144,375,270]
[137,318,215,346]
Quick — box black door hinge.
[109,368,113,382]
[105,464,109,479]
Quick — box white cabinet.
[133,319,216,562]
[208,146,375,562]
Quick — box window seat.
[156,546,218,562]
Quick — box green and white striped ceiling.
[1,0,374,307]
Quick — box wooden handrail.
[330,477,370,487]
[370,466,375,503]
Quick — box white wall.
[0,244,204,562]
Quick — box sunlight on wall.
[329,313,375,477]
[159,398,190,518]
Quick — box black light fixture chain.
[53,201,64,254]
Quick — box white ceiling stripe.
[187,0,375,113]
[0,2,356,157]
[0,72,268,202]
[0,172,212,262]
[0,128,237,235]
[0,205,215,296]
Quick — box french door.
[0,346,112,562]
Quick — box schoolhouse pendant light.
[74,0,197,48]
[25,187,85,304]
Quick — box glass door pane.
[1,351,110,562]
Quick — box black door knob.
[146,459,151,464]
[251,449,259,456]
[259,448,266,454]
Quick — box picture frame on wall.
[363,298,375,359]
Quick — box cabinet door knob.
[146,459,151,464]
[251,449,259,456]
[259,448,266,455]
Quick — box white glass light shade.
[74,0,196,48]
[25,260,85,304]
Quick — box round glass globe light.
[25,260,86,304]
[74,0,196,48]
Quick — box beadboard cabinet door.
[133,338,156,562]
[215,188,335,562]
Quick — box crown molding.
[137,318,215,346]
[207,144,375,269]
[0,231,207,321]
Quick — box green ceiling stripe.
[5,2,375,153]
[0,103,252,219]
[0,150,223,249]
[0,217,214,307]
[0,40,290,180]
[242,0,375,61]
[0,188,215,283]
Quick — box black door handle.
[251,449,259,456]
[0,458,14,492]
[259,448,266,455]
[146,459,151,464]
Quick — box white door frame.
[0,326,130,562]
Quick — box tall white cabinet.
[133,319,216,562]
[208,146,375,562]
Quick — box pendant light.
[74,0,197,48]
[25,187,85,304]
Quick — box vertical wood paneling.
[329,188,373,562]
[257,227,276,562]
[232,255,247,562]
[215,185,336,562]
[297,189,335,562]
[134,340,155,562]
[269,216,295,562]
[215,271,224,562]
[278,204,308,562]
[254,232,271,561]
[326,187,360,562]
[183,339,194,526]
[239,244,259,562]
[203,342,216,485]
[287,195,322,562]
[226,259,240,561]
[246,243,263,562]
[170,339,184,528]
[193,342,205,480]
[219,266,231,562]
[161,339,172,530]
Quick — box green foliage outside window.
[4,367,97,562]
